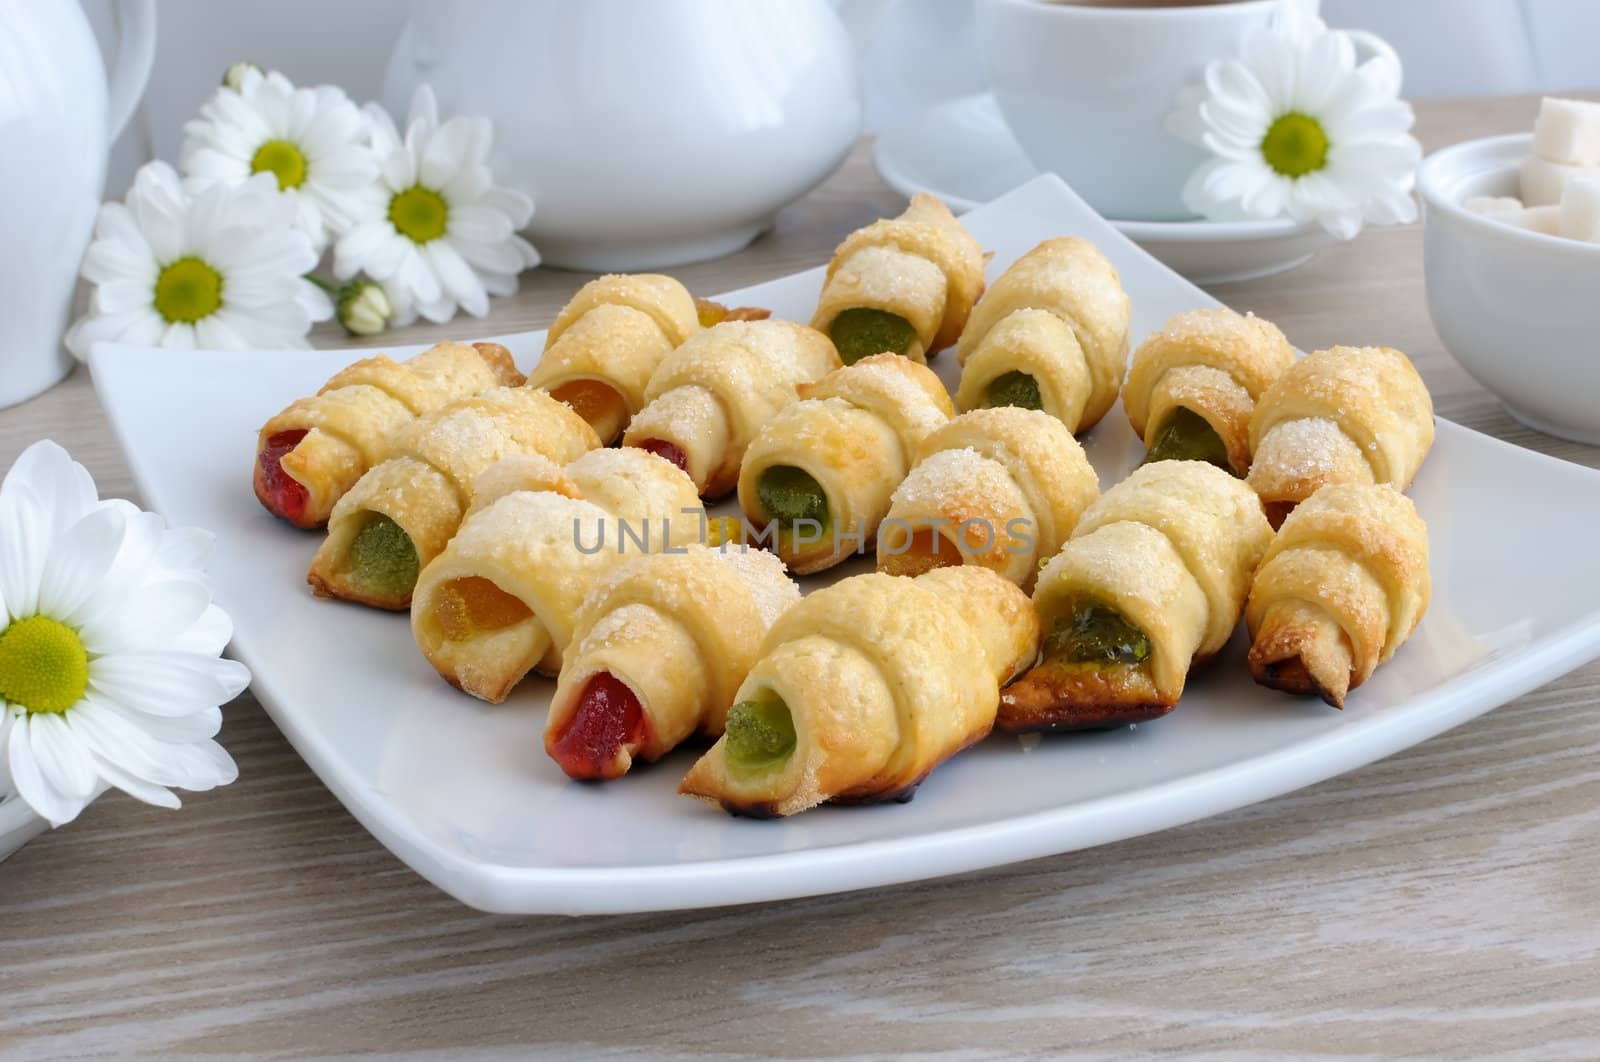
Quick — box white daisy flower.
[65,161,332,358]
[182,66,378,250]
[0,441,250,827]
[1166,0,1421,239]
[334,85,539,327]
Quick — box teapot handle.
[103,0,157,144]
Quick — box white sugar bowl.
[1420,133,1600,445]
[382,0,862,272]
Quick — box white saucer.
[875,93,1339,285]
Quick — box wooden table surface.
[4,93,1598,1059]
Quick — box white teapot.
[382,0,862,271]
[0,0,155,409]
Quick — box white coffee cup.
[976,0,1279,221]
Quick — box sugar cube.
[1532,97,1600,166]
[1521,155,1600,206]
[1559,176,1600,243]
[1465,195,1525,219]
[1514,205,1563,236]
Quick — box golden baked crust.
[307,388,599,610]
[1247,346,1435,525]
[545,545,800,779]
[255,341,524,528]
[736,354,953,575]
[999,460,1272,732]
[1123,308,1295,475]
[954,238,1131,433]
[878,407,1099,587]
[621,320,841,499]
[811,193,986,359]
[1246,483,1430,707]
[679,568,1039,817]
[410,449,706,703]
[526,274,700,444]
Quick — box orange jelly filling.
[434,577,532,642]
[550,379,627,439]
[882,527,959,578]
[549,672,645,780]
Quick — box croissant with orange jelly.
[737,353,954,574]
[411,448,705,703]
[307,387,600,610]
[679,566,1038,817]
[621,319,841,499]
[1123,308,1295,475]
[953,237,1131,434]
[544,545,800,780]
[525,274,701,445]
[1247,483,1430,707]
[999,460,1273,733]
[878,406,1099,588]
[810,193,985,364]
[1247,345,1434,526]
[255,341,523,528]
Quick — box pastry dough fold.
[679,567,1038,817]
[999,460,1272,732]
[879,407,1099,587]
[411,448,705,702]
[526,274,700,444]
[811,194,985,361]
[255,341,523,527]
[1124,308,1295,475]
[1247,345,1434,525]
[622,320,841,498]
[954,238,1131,433]
[308,388,600,609]
[545,545,800,779]
[737,353,954,574]
[1246,483,1430,707]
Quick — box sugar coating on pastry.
[1533,97,1600,166]
[711,546,802,627]
[889,447,1017,519]
[1249,416,1373,498]
[1559,177,1600,243]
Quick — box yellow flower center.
[250,138,308,190]
[1260,112,1330,178]
[0,616,89,715]
[388,185,449,244]
[154,257,224,324]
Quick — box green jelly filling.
[829,308,918,364]
[757,465,830,529]
[725,695,797,772]
[348,514,420,596]
[1045,602,1152,668]
[981,370,1044,411]
[1144,406,1232,473]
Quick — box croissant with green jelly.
[307,387,600,610]
[255,340,523,528]
[621,319,841,499]
[411,448,705,703]
[524,274,702,445]
[1123,308,1295,476]
[545,545,800,780]
[737,353,954,575]
[953,237,1130,435]
[999,460,1272,733]
[811,193,985,365]
[679,566,1039,818]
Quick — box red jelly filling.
[549,672,645,781]
[257,429,311,525]
[635,439,689,475]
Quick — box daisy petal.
[9,716,84,827]
[37,505,128,620]
[90,652,251,715]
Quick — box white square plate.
[92,176,1600,915]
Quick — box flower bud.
[336,279,394,337]
[223,61,263,92]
